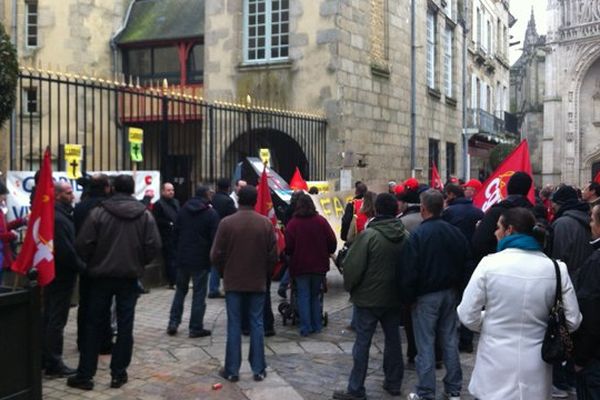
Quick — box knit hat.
[404,178,419,191]
[463,179,482,192]
[551,185,578,205]
[506,172,532,196]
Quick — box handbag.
[334,245,350,272]
[541,258,574,364]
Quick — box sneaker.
[189,329,211,338]
[166,325,177,336]
[552,386,569,398]
[218,368,239,383]
[332,390,366,400]
[110,373,128,388]
[407,394,421,400]
[66,375,94,390]
[444,392,461,400]
[253,370,267,381]
[567,386,577,395]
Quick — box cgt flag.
[255,165,286,278]
[473,140,535,213]
[431,161,444,191]
[12,147,55,286]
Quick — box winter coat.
[73,195,107,234]
[401,217,472,301]
[399,205,422,233]
[458,249,582,400]
[0,213,25,269]
[211,191,237,220]
[442,197,484,243]
[54,202,85,281]
[76,194,162,279]
[573,238,600,367]
[343,217,409,308]
[210,208,278,292]
[173,197,220,271]
[285,213,337,278]
[152,197,180,246]
[471,195,534,262]
[551,201,593,275]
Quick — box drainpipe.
[109,0,136,78]
[410,0,417,177]
[461,0,469,180]
[10,0,18,170]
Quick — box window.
[25,2,38,48]
[486,20,492,53]
[187,44,204,84]
[125,46,181,85]
[476,8,481,47]
[428,139,440,182]
[244,0,289,63]
[443,0,452,20]
[446,142,456,178]
[487,85,492,113]
[444,27,453,97]
[24,87,38,113]
[497,18,502,55]
[427,11,436,89]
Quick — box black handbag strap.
[551,258,562,305]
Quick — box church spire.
[523,7,539,49]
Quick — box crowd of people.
[1,171,600,400]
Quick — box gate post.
[160,94,170,182]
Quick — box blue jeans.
[168,269,209,334]
[347,306,404,397]
[295,274,323,336]
[412,289,462,399]
[208,266,221,295]
[576,358,600,400]
[224,292,266,376]
[77,278,138,379]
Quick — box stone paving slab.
[42,271,573,399]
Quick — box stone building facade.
[514,0,600,186]
[205,0,466,187]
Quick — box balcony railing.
[467,108,519,138]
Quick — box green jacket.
[343,217,409,308]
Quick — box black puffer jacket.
[76,194,161,279]
[174,197,220,271]
[54,202,85,280]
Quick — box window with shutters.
[444,27,453,97]
[427,11,436,89]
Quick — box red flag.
[473,140,535,212]
[255,165,286,279]
[289,167,308,191]
[12,148,55,286]
[431,162,444,191]
[594,171,600,184]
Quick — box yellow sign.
[309,190,355,252]
[259,148,270,166]
[128,127,144,144]
[306,181,330,193]
[64,144,82,179]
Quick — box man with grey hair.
[44,181,85,377]
[401,189,472,400]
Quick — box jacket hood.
[184,197,210,214]
[369,217,408,243]
[556,201,590,220]
[561,208,591,229]
[101,194,147,220]
[493,194,533,210]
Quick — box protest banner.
[309,190,355,251]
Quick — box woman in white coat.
[457,207,582,400]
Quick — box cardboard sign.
[259,148,271,167]
[309,190,355,251]
[64,144,82,179]
[128,127,144,144]
[130,142,143,162]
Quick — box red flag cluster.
[12,148,55,286]
[430,162,444,191]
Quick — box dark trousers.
[347,306,404,397]
[77,275,113,352]
[162,245,177,286]
[242,278,274,332]
[43,275,76,370]
[77,278,138,379]
[577,359,600,400]
[553,360,577,390]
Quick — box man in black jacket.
[401,189,471,400]
[152,182,180,289]
[43,182,85,377]
[166,185,220,338]
[208,178,236,298]
[471,172,534,263]
[340,182,368,242]
[68,175,161,390]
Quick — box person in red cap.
[404,178,419,192]
[463,179,482,200]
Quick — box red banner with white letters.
[473,140,535,212]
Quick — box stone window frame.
[25,0,38,48]
[243,0,290,65]
[446,141,456,178]
[443,25,453,98]
[426,10,437,89]
[23,86,39,115]
[370,0,391,77]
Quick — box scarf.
[497,233,541,252]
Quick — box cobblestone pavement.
[43,271,570,400]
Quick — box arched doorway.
[224,128,310,183]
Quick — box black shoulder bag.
[541,259,574,364]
